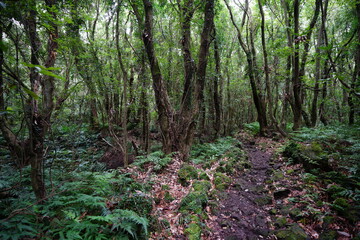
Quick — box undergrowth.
[281,124,360,233]
[0,123,152,240]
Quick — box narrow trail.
[213,141,273,240]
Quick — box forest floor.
[1,126,358,239]
[211,137,273,239]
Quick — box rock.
[274,189,291,200]
[337,231,350,237]
[269,208,277,215]
[225,235,241,240]
[279,205,291,215]
[289,208,302,220]
[184,222,201,240]
[192,180,212,193]
[214,172,232,190]
[254,196,272,206]
[178,164,198,186]
[275,217,288,228]
[275,224,309,240]
[199,171,210,180]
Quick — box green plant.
[135,151,173,172]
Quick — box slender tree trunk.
[225,0,267,135]
[349,2,360,125]
[116,2,128,166]
[140,52,149,152]
[213,27,222,138]
[299,0,321,127]
[292,0,302,130]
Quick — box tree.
[130,0,215,159]
[0,0,60,200]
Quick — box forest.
[0,0,359,239]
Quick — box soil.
[212,140,273,240]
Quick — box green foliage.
[184,222,202,240]
[179,192,208,214]
[214,172,231,191]
[192,180,212,193]
[0,170,151,240]
[190,137,242,164]
[244,122,260,134]
[135,151,173,172]
[178,164,199,186]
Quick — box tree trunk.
[349,2,360,125]
[134,0,214,159]
[116,2,129,167]
[213,27,222,138]
[292,0,302,130]
[225,0,267,135]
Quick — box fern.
[111,209,149,239]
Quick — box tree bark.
[136,0,214,159]
[292,0,302,130]
[213,27,222,138]
[349,2,360,125]
[116,1,129,167]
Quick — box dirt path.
[213,141,273,240]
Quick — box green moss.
[161,184,170,190]
[289,208,301,219]
[275,217,287,228]
[269,208,277,215]
[214,172,231,190]
[272,170,284,181]
[275,224,308,240]
[184,223,201,240]
[178,164,198,186]
[254,196,272,206]
[192,180,212,193]
[199,172,210,181]
[164,191,174,203]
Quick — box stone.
[275,217,288,228]
[254,196,272,206]
[275,224,309,240]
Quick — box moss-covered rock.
[199,171,210,180]
[254,196,272,206]
[178,164,199,186]
[184,222,201,240]
[269,208,277,215]
[192,180,212,193]
[272,170,285,181]
[180,192,208,214]
[275,217,288,228]
[214,172,231,190]
[289,208,302,220]
[274,224,308,240]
